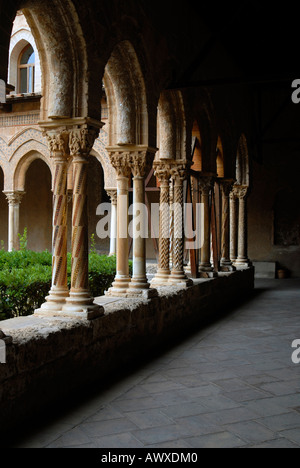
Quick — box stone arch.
[21,0,89,120]
[93,132,117,190]
[104,40,149,146]
[157,89,190,161]
[13,149,52,192]
[236,133,250,186]
[8,24,42,94]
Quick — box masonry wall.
[0,268,254,435]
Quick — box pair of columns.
[106,147,157,298]
[151,160,192,287]
[230,185,251,268]
[36,121,104,320]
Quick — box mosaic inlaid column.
[234,185,251,268]
[198,176,216,278]
[128,150,157,297]
[106,152,132,296]
[169,161,192,287]
[230,189,238,263]
[4,191,25,251]
[220,179,235,272]
[151,162,172,287]
[107,189,117,257]
[37,130,70,314]
[62,127,103,319]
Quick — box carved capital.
[4,191,25,206]
[69,127,99,159]
[129,151,147,178]
[233,185,249,200]
[153,161,172,184]
[220,179,234,198]
[109,152,131,178]
[198,176,215,194]
[44,130,70,159]
[170,162,188,183]
[107,189,117,205]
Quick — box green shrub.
[0,251,124,321]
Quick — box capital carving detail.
[44,130,70,158]
[232,185,249,200]
[153,162,172,184]
[5,191,25,206]
[109,152,131,178]
[107,189,118,205]
[69,127,99,158]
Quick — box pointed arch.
[104,40,149,147]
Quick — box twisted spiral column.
[62,127,103,319]
[220,179,235,272]
[169,161,192,286]
[151,162,172,286]
[36,130,70,314]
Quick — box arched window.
[18,44,35,94]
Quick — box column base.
[61,291,104,320]
[198,269,218,278]
[105,275,132,297]
[168,271,193,287]
[234,259,252,270]
[150,268,171,287]
[220,261,236,272]
[35,286,69,316]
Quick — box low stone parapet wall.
[0,268,254,433]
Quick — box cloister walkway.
[10,279,300,448]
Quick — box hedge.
[0,251,120,321]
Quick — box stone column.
[151,162,172,286]
[107,189,117,257]
[128,150,157,297]
[220,179,235,272]
[169,178,174,270]
[36,130,70,314]
[198,176,216,278]
[106,152,132,296]
[4,191,25,251]
[62,127,104,319]
[234,185,251,268]
[230,189,238,263]
[169,161,192,287]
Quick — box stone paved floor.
[11,279,300,448]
